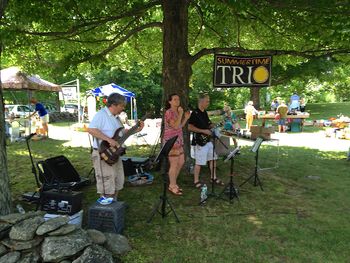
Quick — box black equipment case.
[40,189,83,215]
[37,155,90,190]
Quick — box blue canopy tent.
[89,83,137,119]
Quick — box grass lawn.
[6,102,350,262]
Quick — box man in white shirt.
[88,93,143,200]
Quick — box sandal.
[168,186,183,196]
[175,185,183,192]
[194,181,203,189]
[211,178,224,186]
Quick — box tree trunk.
[250,87,261,109]
[162,0,192,162]
[0,48,13,216]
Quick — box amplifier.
[40,189,83,215]
[88,201,126,234]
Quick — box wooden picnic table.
[258,112,310,131]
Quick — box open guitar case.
[36,155,90,190]
[22,155,90,202]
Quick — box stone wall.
[0,211,131,263]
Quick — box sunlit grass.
[6,102,350,262]
[6,137,350,262]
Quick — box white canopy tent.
[1,67,61,92]
[88,83,137,120]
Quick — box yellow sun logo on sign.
[253,66,269,83]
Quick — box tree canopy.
[1,1,349,97]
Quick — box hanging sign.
[213,54,272,87]
[59,86,77,101]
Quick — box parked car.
[43,103,59,113]
[61,104,79,114]
[61,104,83,114]
[4,104,32,118]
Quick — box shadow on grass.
[7,140,350,262]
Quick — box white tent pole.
[130,97,133,120]
[77,79,81,123]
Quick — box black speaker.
[40,189,83,215]
[37,155,89,189]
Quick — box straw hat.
[223,105,231,112]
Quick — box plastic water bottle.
[16,204,25,214]
[200,184,208,204]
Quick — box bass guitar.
[100,115,147,166]
[195,122,223,146]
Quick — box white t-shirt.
[89,107,123,148]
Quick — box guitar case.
[37,155,90,190]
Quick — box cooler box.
[290,122,301,132]
[88,201,126,234]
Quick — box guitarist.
[88,93,144,201]
[188,93,224,190]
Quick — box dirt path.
[48,123,350,152]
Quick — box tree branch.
[191,47,350,64]
[11,0,162,38]
[192,2,204,44]
[70,21,163,65]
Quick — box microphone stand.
[199,130,229,205]
[25,133,42,205]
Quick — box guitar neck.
[117,124,139,145]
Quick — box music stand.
[147,135,180,223]
[239,137,264,191]
[219,146,240,203]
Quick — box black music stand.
[147,135,180,223]
[239,137,264,191]
[219,146,240,203]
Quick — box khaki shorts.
[40,114,49,124]
[91,150,125,195]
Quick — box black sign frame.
[213,54,272,88]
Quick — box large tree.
[0,0,349,209]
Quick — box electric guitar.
[99,115,147,166]
[195,122,223,146]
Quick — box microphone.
[25,133,37,141]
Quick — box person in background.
[289,92,300,111]
[88,93,144,201]
[300,97,306,112]
[244,101,258,130]
[223,104,240,131]
[163,93,190,195]
[276,100,289,132]
[29,98,49,138]
[270,99,279,111]
[4,107,11,138]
